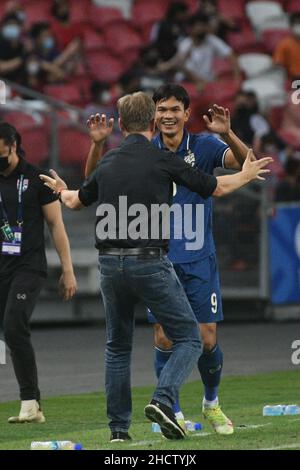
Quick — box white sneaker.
[8,400,46,424]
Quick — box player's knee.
[154,324,173,350]
[200,325,217,353]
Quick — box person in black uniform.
[40,92,272,441]
[0,122,77,424]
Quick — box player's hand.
[40,170,68,194]
[242,149,273,182]
[59,271,77,301]
[87,113,114,144]
[203,104,231,136]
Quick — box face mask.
[27,61,40,75]
[101,90,111,104]
[292,25,300,36]
[2,24,21,41]
[42,36,55,50]
[0,157,10,172]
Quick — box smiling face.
[155,96,190,138]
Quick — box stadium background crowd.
[0,0,299,286]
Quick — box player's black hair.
[152,84,190,110]
[0,122,26,158]
[290,12,300,25]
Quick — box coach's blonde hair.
[117,92,155,133]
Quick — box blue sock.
[154,347,181,414]
[197,344,223,402]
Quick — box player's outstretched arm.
[85,113,114,178]
[213,150,272,197]
[204,104,252,170]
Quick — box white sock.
[203,397,219,408]
[175,411,185,420]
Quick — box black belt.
[98,247,166,258]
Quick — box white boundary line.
[261,443,300,450]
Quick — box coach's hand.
[242,149,273,182]
[40,170,68,194]
[87,113,114,144]
[203,104,231,136]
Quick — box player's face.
[155,97,190,138]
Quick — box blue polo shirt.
[152,130,229,263]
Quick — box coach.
[40,92,271,442]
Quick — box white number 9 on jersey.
[211,293,218,314]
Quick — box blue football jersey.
[152,130,229,263]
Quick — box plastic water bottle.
[31,441,83,450]
[284,404,300,415]
[185,420,202,432]
[151,423,161,432]
[263,405,285,416]
[151,421,202,432]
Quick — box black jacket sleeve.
[161,152,218,199]
[78,169,99,207]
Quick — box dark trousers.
[0,271,45,401]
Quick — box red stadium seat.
[214,58,235,79]
[21,127,50,166]
[87,52,125,83]
[103,23,143,56]
[3,111,41,130]
[89,6,125,30]
[286,0,300,13]
[83,29,106,52]
[262,29,290,53]
[69,0,91,25]
[228,28,261,54]
[204,80,241,106]
[218,0,246,21]
[132,1,167,28]
[22,0,52,28]
[44,83,83,106]
[58,126,92,166]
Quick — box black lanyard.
[0,175,24,227]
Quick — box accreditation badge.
[1,226,23,256]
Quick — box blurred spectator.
[50,0,84,72]
[126,46,168,94]
[151,2,188,61]
[159,14,240,89]
[30,22,66,82]
[22,53,45,93]
[4,1,26,26]
[231,91,270,154]
[83,81,117,123]
[0,13,25,82]
[273,12,300,81]
[275,158,300,202]
[198,0,238,40]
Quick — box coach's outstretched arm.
[39,170,83,210]
[213,150,272,197]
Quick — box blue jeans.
[99,254,202,433]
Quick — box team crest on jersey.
[184,150,196,167]
[17,179,29,192]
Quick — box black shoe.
[110,431,132,443]
[144,400,186,440]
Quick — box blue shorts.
[147,253,223,324]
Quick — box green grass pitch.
[0,371,299,450]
